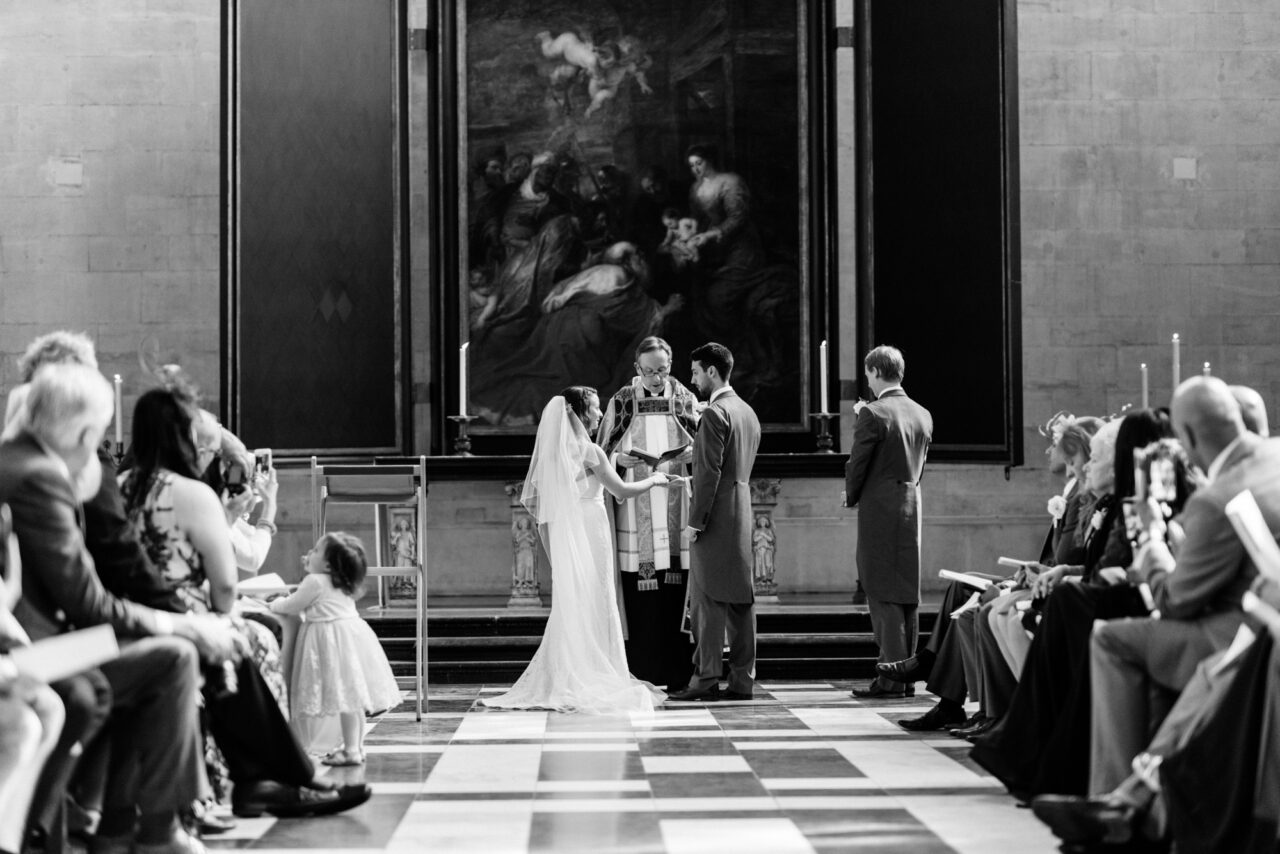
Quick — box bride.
[484,386,671,713]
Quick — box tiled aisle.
[207,683,1058,853]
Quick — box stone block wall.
[0,1,221,419]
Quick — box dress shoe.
[876,653,933,684]
[1031,794,1136,845]
[134,827,208,854]
[898,700,967,732]
[951,715,997,740]
[232,780,373,818]
[666,684,720,702]
[722,690,753,701]
[850,681,912,699]
[851,582,868,606]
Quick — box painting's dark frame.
[855,0,1023,466]
[428,0,840,458]
[220,0,414,455]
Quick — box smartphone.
[224,461,249,495]
[1121,497,1143,543]
[254,448,273,473]
[1149,457,1176,503]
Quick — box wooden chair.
[310,458,428,719]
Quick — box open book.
[238,572,293,598]
[9,624,120,683]
[628,444,690,467]
[938,569,994,591]
[1225,490,1280,585]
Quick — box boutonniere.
[1090,509,1105,532]
[1047,495,1067,522]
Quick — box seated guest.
[190,410,277,580]
[1035,572,1280,851]
[0,557,66,854]
[1083,379,1280,798]
[2,363,241,854]
[11,340,369,826]
[891,413,1099,732]
[970,410,1178,798]
[120,388,370,818]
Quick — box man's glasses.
[638,367,671,378]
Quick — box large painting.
[448,0,819,435]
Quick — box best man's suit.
[845,386,933,691]
[1089,433,1280,795]
[688,387,761,694]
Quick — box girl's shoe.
[321,748,366,766]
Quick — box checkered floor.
[205,682,1058,853]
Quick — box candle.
[459,342,469,416]
[113,374,123,446]
[1203,361,1211,376]
[1140,363,1149,409]
[818,339,829,414]
[1171,333,1181,388]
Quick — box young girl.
[270,532,401,765]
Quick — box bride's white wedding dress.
[484,399,665,714]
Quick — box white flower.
[1047,495,1067,522]
[1090,509,1105,532]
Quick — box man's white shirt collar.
[1206,434,1245,485]
[876,384,903,399]
[710,385,734,404]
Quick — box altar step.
[368,604,940,684]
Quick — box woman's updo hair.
[1058,416,1104,460]
[321,532,368,596]
[559,385,597,424]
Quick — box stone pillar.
[505,481,544,607]
[751,479,782,603]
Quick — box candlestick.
[459,342,469,416]
[1202,361,1211,376]
[818,339,829,414]
[809,412,837,453]
[1140,363,1149,409]
[1171,333,1181,388]
[448,415,477,456]
[113,374,123,446]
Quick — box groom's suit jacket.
[689,389,761,604]
[844,387,932,605]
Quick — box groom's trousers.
[688,573,756,694]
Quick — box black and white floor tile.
[205,682,1057,853]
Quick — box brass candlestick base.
[448,415,477,456]
[810,412,837,453]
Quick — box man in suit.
[1033,378,1280,845]
[1,362,242,854]
[845,346,933,699]
[669,342,761,702]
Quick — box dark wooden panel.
[860,0,1022,463]
[236,0,401,452]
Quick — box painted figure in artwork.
[537,29,653,118]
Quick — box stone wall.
[0,1,222,418]
[3,0,1278,594]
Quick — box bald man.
[1230,383,1269,437]
[1080,378,1280,799]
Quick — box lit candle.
[1140,363,1149,409]
[819,339,829,414]
[113,374,123,446]
[1171,333,1181,388]
[459,342,469,416]
[1203,361,1211,376]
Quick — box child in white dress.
[270,532,401,765]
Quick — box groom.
[670,342,761,702]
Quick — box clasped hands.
[175,612,249,665]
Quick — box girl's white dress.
[270,574,402,717]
